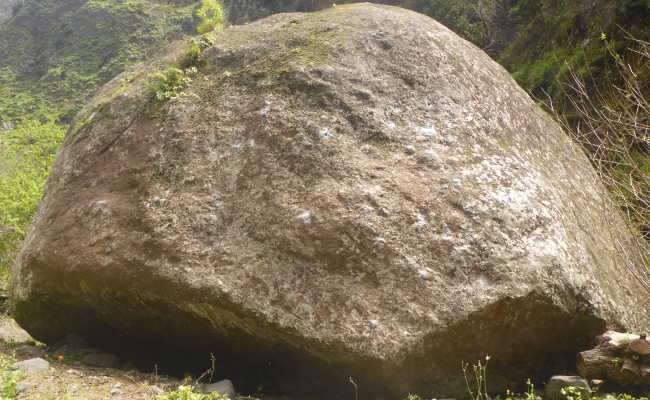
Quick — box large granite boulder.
[11,3,650,398]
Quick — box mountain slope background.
[0,0,223,124]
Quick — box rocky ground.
[0,313,237,400]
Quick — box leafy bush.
[0,120,64,280]
[147,66,197,102]
[0,354,23,399]
[196,0,225,34]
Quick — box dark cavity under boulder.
[11,3,650,399]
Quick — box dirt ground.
[0,316,194,400]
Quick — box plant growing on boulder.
[147,66,197,102]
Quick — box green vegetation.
[0,355,23,399]
[0,120,65,281]
[562,387,649,400]
[196,0,225,34]
[561,37,650,262]
[148,66,198,102]
[158,385,230,400]
[448,358,650,400]
[0,0,226,125]
[146,35,216,103]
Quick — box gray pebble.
[545,375,591,400]
[14,358,50,375]
[200,379,235,397]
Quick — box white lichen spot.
[318,128,334,141]
[475,275,488,288]
[357,204,374,214]
[298,211,313,224]
[419,126,438,137]
[417,267,435,281]
[419,149,440,165]
[432,233,455,242]
[260,99,271,117]
[413,213,428,228]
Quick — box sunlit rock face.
[11,3,650,398]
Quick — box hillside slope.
[0,0,223,125]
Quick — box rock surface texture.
[11,3,650,398]
[0,0,21,26]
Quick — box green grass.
[158,385,230,400]
[0,120,65,282]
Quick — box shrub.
[0,355,23,400]
[195,0,225,34]
[147,66,197,102]
[0,120,64,281]
[558,36,650,291]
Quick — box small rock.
[81,352,119,368]
[404,145,416,154]
[16,382,34,393]
[200,379,235,397]
[545,375,591,400]
[15,358,50,375]
[418,149,441,165]
[15,344,46,358]
[110,388,122,395]
[149,385,163,394]
[0,320,33,343]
